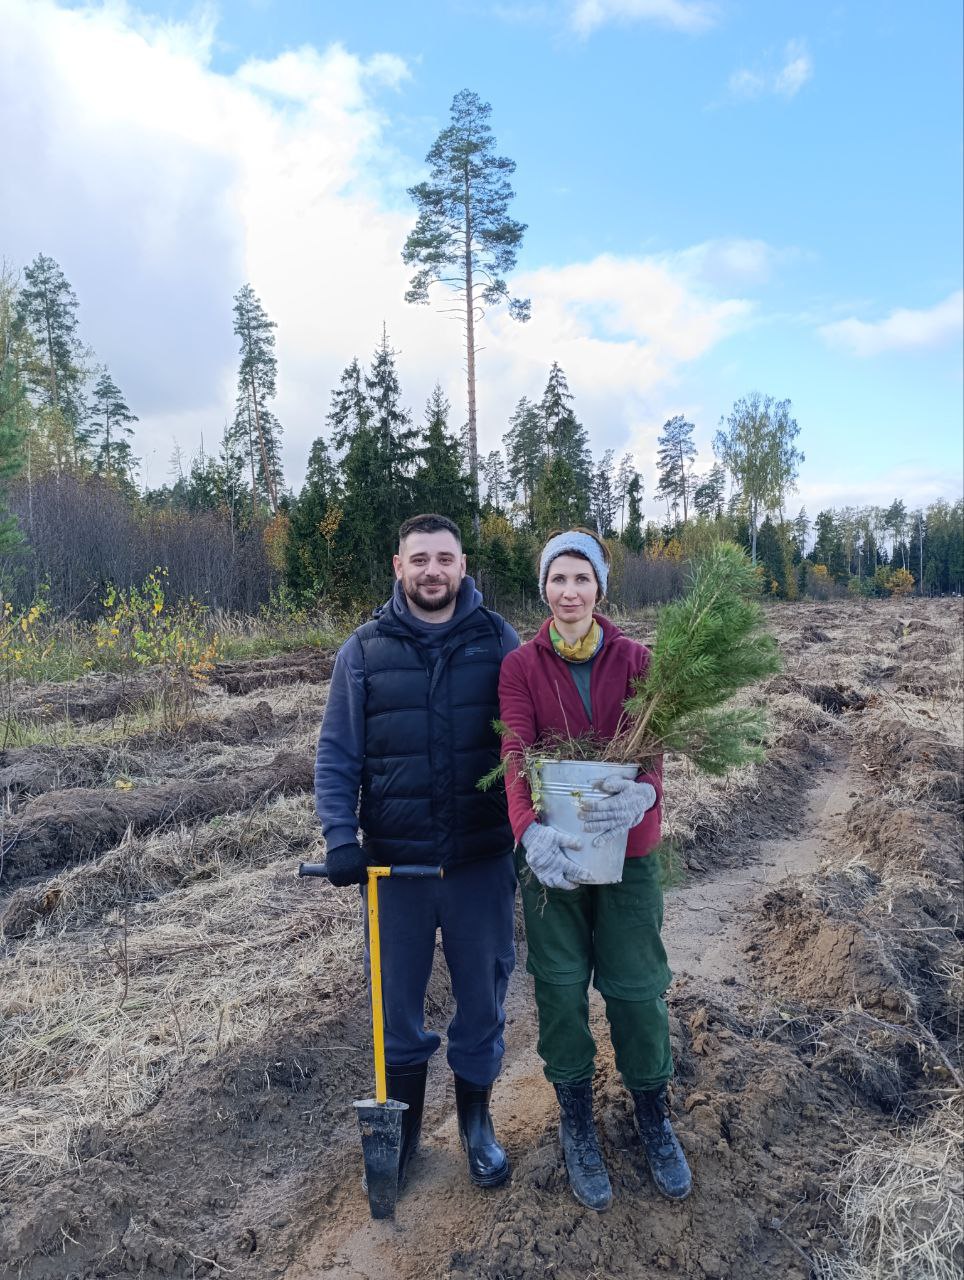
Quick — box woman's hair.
[540,526,611,602]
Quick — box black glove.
[324,843,368,887]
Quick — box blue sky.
[3,0,962,516]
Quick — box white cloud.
[796,463,958,516]
[569,0,715,38]
[668,238,799,287]
[1,0,754,489]
[818,290,964,358]
[728,38,813,101]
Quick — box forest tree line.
[1,251,961,618]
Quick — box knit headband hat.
[538,531,609,603]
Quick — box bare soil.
[1,598,960,1280]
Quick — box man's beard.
[405,578,460,612]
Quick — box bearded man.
[314,513,519,1192]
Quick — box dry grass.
[815,1099,964,1280]
[0,796,360,1194]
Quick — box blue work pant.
[362,852,516,1086]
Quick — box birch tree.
[714,393,803,564]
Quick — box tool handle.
[298,862,444,879]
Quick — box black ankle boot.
[453,1075,510,1188]
[631,1085,692,1201]
[554,1081,612,1212]
[386,1062,428,1185]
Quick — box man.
[315,513,519,1190]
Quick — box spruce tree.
[591,449,617,537]
[614,452,637,533]
[534,456,584,533]
[403,89,530,519]
[287,436,341,600]
[504,396,543,529]
[541,363,591,495]
[412,384,473,528]
[481,449,508,515]
[365,327,418,532]
[89,367,138,486]
[622,473,644,553]
[328,358,369,452]
[656,414,696,524]
[232,283,283,516]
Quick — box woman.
[498,528,691,1211]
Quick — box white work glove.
[520,821,584,891]
[578,775,657,844]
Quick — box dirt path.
[287,749,857,1280]
[665,759,855,989]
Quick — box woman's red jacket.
[497,613,663,857]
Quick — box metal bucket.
[533,759,638,884]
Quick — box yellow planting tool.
[299,860,443,1218]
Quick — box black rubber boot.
[453,1076,510,1188]
[631,1085,692,1201]
[386,1062,428,1186]
[554,1081,612,1212]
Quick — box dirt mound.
[212,648,335,695]
[899,635,953,661]
[11,674,160,723]
[896,664,952,696]
[859,716,961,779]
[899,616,945,636]
[765,676,869,714]
[128,699,279,747]
[1,794,322,937]
[0,743,117,801]
[754,885,910,1017]
[0,750,313,889]
[846,800,962,880]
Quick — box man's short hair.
[398,513,462,546]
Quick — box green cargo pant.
[516,847,674,1091]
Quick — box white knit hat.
[538,530,609,602]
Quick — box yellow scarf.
[549,619,602,662]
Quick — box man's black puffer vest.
[356,604,513,868]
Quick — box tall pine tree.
[14,253,87,470]
[655,414,696,523]
[89,367,138,486]
[232,284,283,516]
[403,89,530,521]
